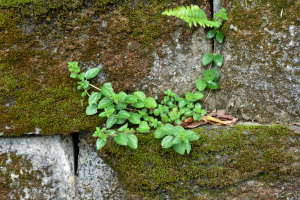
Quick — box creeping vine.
[67,5,228,155]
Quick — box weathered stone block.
[212,0,300,123]
[0,135,75,199]
[77,124,300,199]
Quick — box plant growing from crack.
[67,5,227,155]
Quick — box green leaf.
[101,83,114,97]
[185,130,200,141]
[216,32,224,43]
[85,68,101,79]
[98,97,114,109]
[106,117,118,128]
[69,67,74,72]
[144,97,157,108]
[117,118,126,124]
[118,123,128,131]
[196,79,207,91]
[133,100,144,108]
[194,91,204,100]
[154,123,174,138]
[161,115,169,123]
[127,134,138,149]
[178,98,187,108]
[101,134,106,141]
[207,81,220,89]
[212,68,220,82]
[185,92,194,102]
[107,130,116,136]
[213,54,223,67]
[207,29,216,39]
[173,125,185,136]
[175,119,181,125]
[202,53,214,66]
[128,113,141,124]
[172,137,182,145]
[96,138,106,150]
[81,92,87,97]
[70,73,77,79]
[116,102,127,110]
[183,142,191,154]
[114,132,128,146]
[99,112,106,117]
[153,109,160,116]
[117,92,127,101]
[161,136,175,148]
[118,110,131,119]
[134,91,146,102]
[125,95,137,103]
[173,142,186,155]
[86,104,98,115]
[82,81,89,89]
[78,73,86,81]
[74,67,80,73]
[138,121,150,133]
[203,69,215,83]
[88,92,102,106]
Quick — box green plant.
[67,6,227,155]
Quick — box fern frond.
[162,4,221,28]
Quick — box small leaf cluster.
[154,124,200,155]
[67,7,227,156]
[67,64,209,155]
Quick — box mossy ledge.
[80,125,300,199]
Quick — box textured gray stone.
[212,0,300,123]
[75,131,126,199]
[133,20,212,99]
[0,135,75,199]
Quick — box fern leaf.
[162,4,221,28]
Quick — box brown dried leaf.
[181,117,194,128]
[208,108,217,116]
[217,115,236,120]
[216,109,226,116]
[186,120,208,128]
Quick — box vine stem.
[202,89,212,107]
[89,83,101,91]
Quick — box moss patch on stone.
[0,0,212,136]
[97,125,299,199]
[0,151,53,199]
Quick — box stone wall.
[1,124,300,199]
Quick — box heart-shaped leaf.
[202,53,214,66]
[213,54,223,67]
[216,32,224,43]
[196,79,207,91]
[203,70,215,83]
[207,30,216,39]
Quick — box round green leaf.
[98,97,114,109]
[127,134,138,149]
[96,138,106,150]
[118,110,131,119]
[185,92,194,102]
[213,54,223,67]
[202,53,214,66]
[88,92,102,106]
[134,91,146,102]
[101,85,113,97]
[212,68,220,82]
[85,68,101,79]
[125,95,137,103]
[173,142,186,155]
[203,69,215,83]
[133,100,144,108]
[216,32,224,43]
[161,115,169,123]
[207,29,216,39]
[194,91,204,100]
[161,136,175,148]
[86,104,98,115]
[196,78,207,91]
[114,132,128,146]
[144,97,157,108]
[128,113,141,124]
[138,121,150,133]
[106,117,118,128]
[207,81,220,89]
[154,123,174,138]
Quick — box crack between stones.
[71,132,80,176]
[210,0,215,52]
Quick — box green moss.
[0,151,52,199]
[96,125,298,199]
[0,0,211,136]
